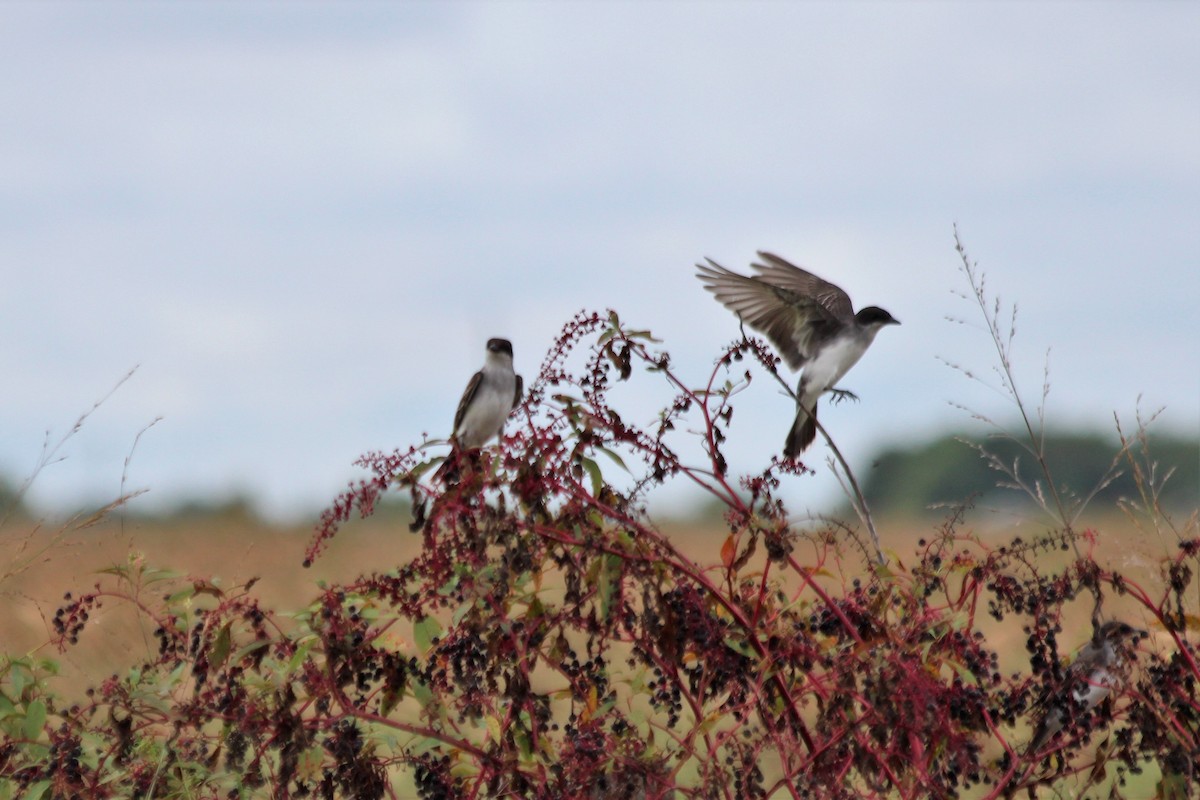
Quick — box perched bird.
[451,337,523,449]
[696,252,899,456]
[435,338,523,483]
[1025,620,1145,756]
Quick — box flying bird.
[435,337,523,483]
[696,252,899,456]
[1025,620,1144,757]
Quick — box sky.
[2,2,1197,522]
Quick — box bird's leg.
[826,387,859,405]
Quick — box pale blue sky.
[2,2,1197,520]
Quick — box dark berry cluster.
[412,754,459,800]
[318,720,386,800]
[51,590,100,648]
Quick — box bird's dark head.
[486,338,514,357]
[1099,620,1146,643]
[855,306,900,327]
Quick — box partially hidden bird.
[696,252,899,456]
[1025,619,1145,757]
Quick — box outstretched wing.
[452,370,484,437]
[752,252,855,321]
[696,258,843,370]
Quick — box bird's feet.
[827,387,859,405]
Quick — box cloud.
[1,2,1196,519]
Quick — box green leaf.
[209,623,232,669]
[8,664,29,698]
[624,328,661,343]
[525,597,546,620]
[408,458,439,481]
[141,567,185,584]
[723,635,756,659]
[167,661,189,687]
[32,658,58,677]
[407,735,443,756]
[514,727,534,760]
[22,699,46,741]
[579,456,603,496]
[437,573,461,597]
[413,617,442,654]
[597,446,629,473]
[451,599,475,626]
[598,554,622,620]
[285,638,316,675]
[484,715,503,743]
[232,639,271,664]
[165,586,196,605]
[297,744,325,780]
[695,712,722,736]
[411,681,434,710]
[23,781,51,800]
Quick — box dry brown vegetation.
[2,507,1168,700]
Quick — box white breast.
[456,369,516,449]
[1072,666,1114,710]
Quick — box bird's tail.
[785,400,818,458]
[1023,707,1062,758]
[417,447,467,532]
[433,448,462,484]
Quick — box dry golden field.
[2,505,1180,695]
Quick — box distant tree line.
[4,432,1195,525]
[861,431,1199,517]
[0,477,25,519]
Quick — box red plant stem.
[1113,571,1200,679]
[531,486,819,756]
[977,707,1021,800]
[751,553,773,627]
[659,353,753,512]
